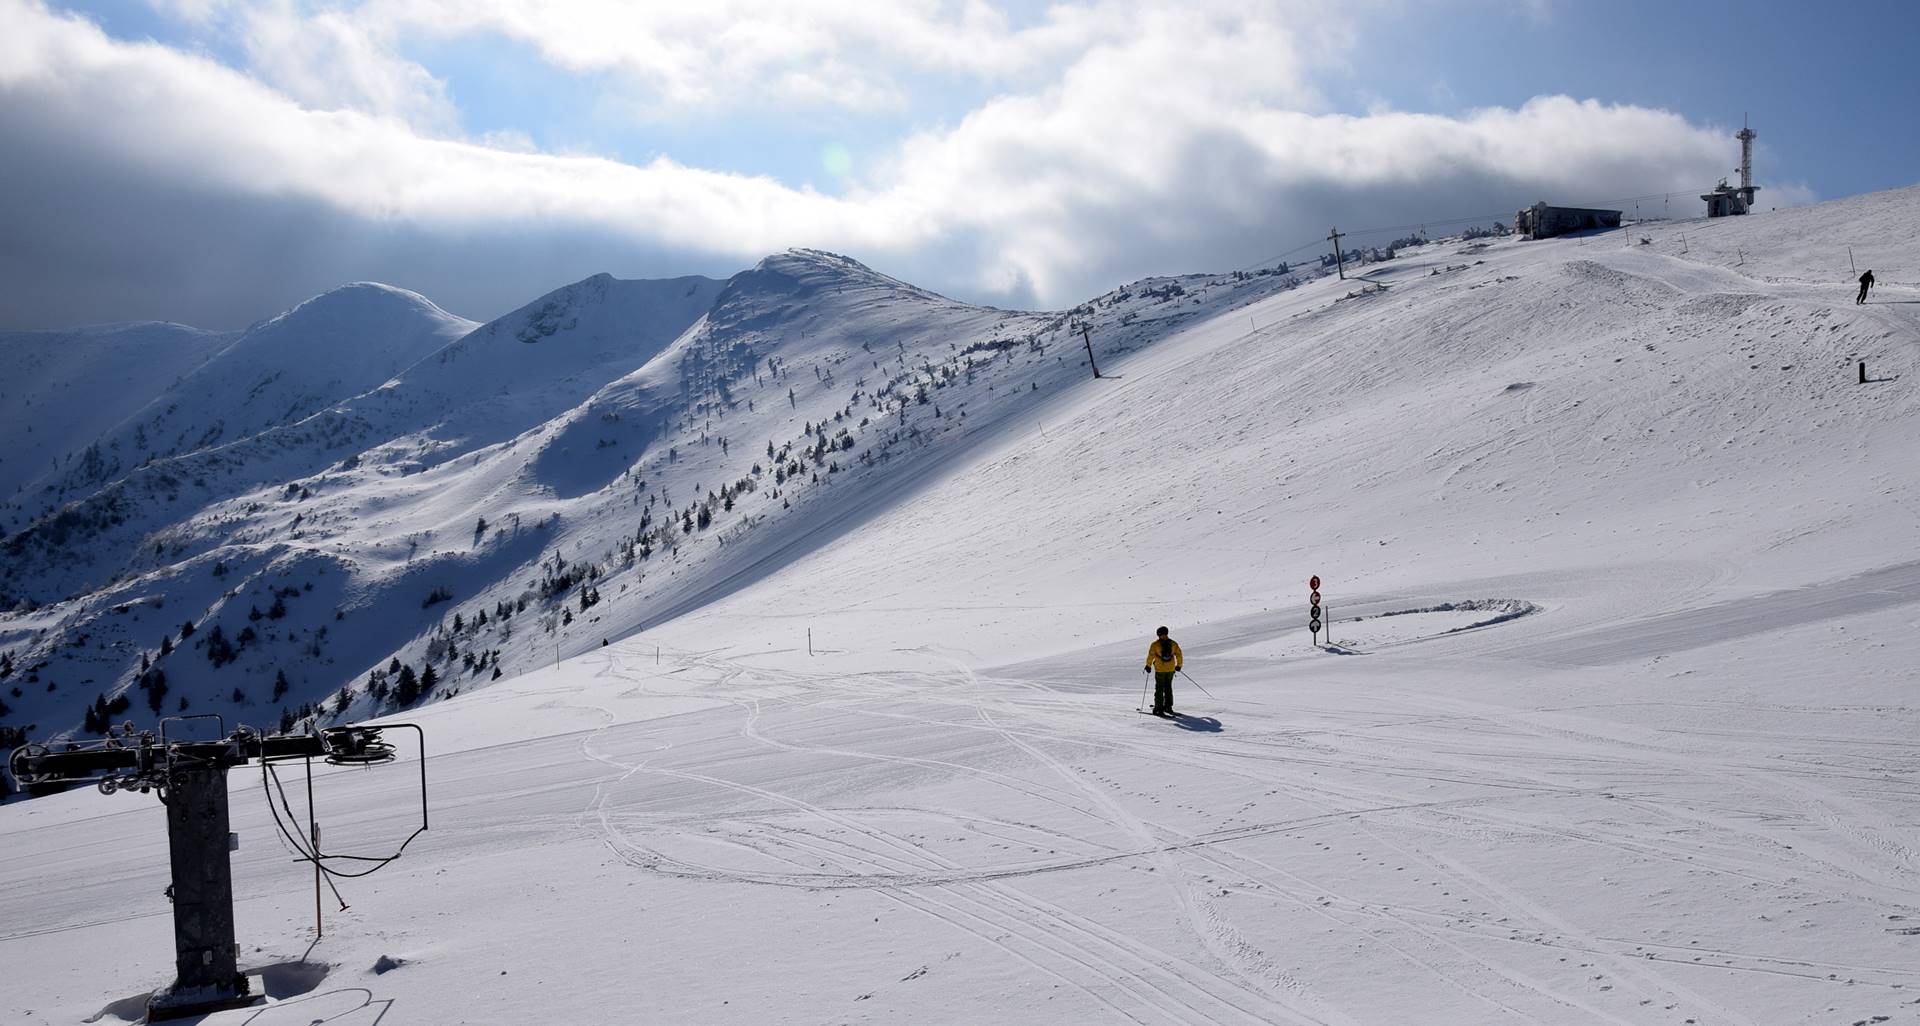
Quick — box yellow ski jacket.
[1144,639,1183,673]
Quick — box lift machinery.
[8,716,426,1021]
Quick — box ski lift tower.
[1736,115,1759,210]
[8,716,427,1021]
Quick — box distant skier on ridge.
[1857,269,1875,305]
[1143,626,1184,717]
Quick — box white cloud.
[236,2,458,131]
[139,0,458,131]
[357,0,1108,112]
[2,0,1742,327]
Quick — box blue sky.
[1340,0,1918,203]
[3,0,1914,329]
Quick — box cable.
[268,759,424,877]
[260,757,350,910]
[259,754,427,882]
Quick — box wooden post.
[1328,227,1347,280]
[309,762,322,940]
[1080,325,1102,380]
[1860,361,1868,384]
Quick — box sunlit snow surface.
[5,189,1920,1024]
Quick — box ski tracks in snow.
[525,638,1918,1024]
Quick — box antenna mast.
[1736,114,1758,206]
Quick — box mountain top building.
[1515,202,1623,240]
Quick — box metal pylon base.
[146,976,258,1022]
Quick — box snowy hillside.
[0,284,475,518]
[0,321,231,509]
[0,249,1287,752]
[3,187,1918,1026]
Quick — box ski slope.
[3,187,1919,1025]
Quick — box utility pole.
[1328,227,1347,279]
[1079,324,1102,380]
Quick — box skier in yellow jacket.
[1143,626,1183,716]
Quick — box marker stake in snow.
[1308,575,1323,644]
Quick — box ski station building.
[1514,202,1623,240]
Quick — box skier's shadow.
[1169,714,1222,733]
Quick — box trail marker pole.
[808,628,814,656]
[1849,247,1857,274]
[1308,575,1323,645]
[309,765,322,938]
[1860,361,1868,384]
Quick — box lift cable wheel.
[7,718,428,1022]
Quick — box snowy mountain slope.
[0,284,475,518]
[4,189,1917,1025]
[0,321,230,509]
[0,275,719,609]
[0,249,1293,751]
[657,205,1917,671]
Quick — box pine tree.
[179,619,196,640]
[393,664,420,707]
[146,669,169,713]
[204,623,235,667]
[419,664,439,696]
[272,670,289,702]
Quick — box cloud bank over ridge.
[1,0,1762,328]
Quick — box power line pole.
[1079,324,1102,380]
[1328,227,1347,280]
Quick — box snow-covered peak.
[256,282,462,334]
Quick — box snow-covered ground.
[3,187,1918,1024]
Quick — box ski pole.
[1139,669,1153,712]
[1179,669,1215,699]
